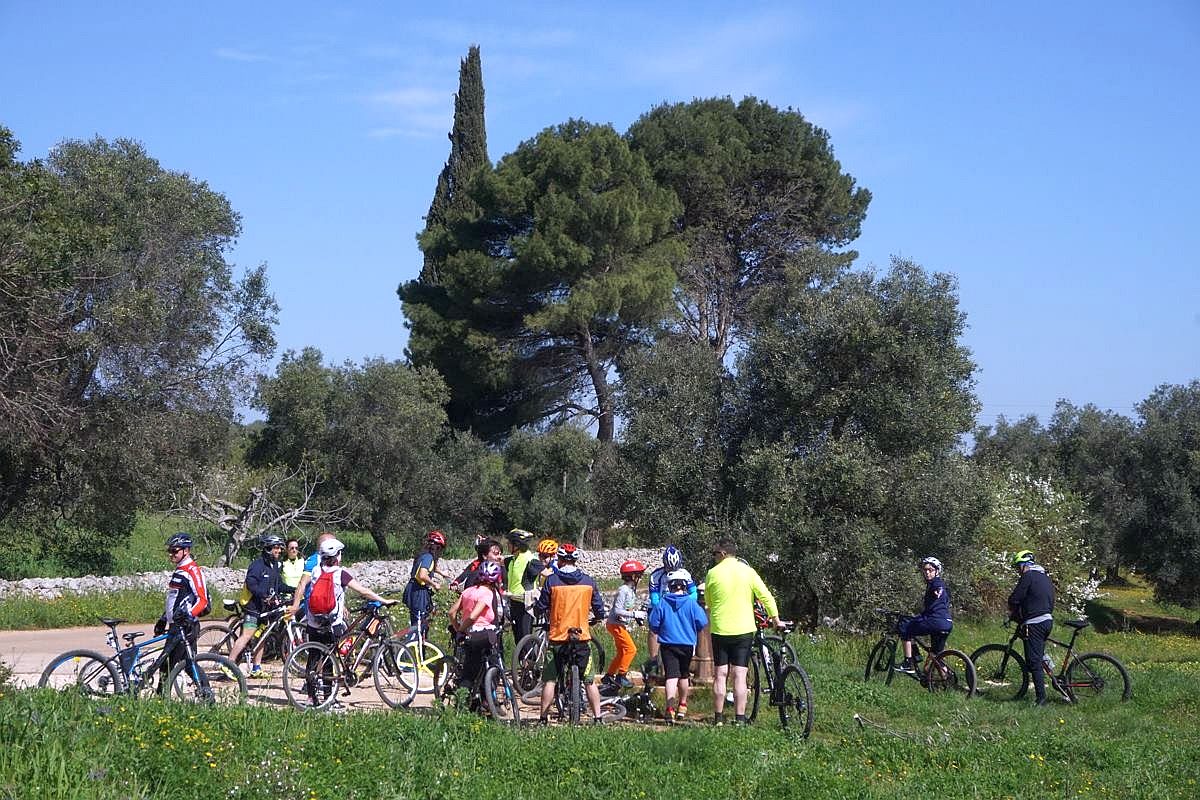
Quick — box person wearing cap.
[648,569,709,723]
[403,530,448,635]
[1008,549,1055,706]
[504,528,539,646]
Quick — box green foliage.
[420,45,489,285]
[0,588,224,630]
[402,119,683,442]
[502,427,602,541]
[627,96,871,358]
[250,350,500,555]
[0,126,276,562]
[1125,381,1200,607]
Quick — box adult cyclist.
[156,533,210,672]
[533,543,606,724]
[504,529,539,646]
[1008,549,1055,706]
[227,534,286,679]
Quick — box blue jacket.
[648,591,708,647]
[244,554,283,612]
[920,576,952,622]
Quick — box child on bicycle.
[448,561,506,694]
[602,560,647,690]
[897,556,952,673]
[403,530,449,635]
[648,569,708,723]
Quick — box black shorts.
[711,632,753,668]
[660,644,694,679]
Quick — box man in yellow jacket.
[703,539,781,725]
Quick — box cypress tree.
[419,45,488,285]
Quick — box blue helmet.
[166,532,193,550]
[663,545,683,571]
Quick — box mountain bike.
[282,600,398,711]
[39,616,247,704]
[596,657,660,723]
[372,609,449,708]
[970,619,1132,705]
[425,629,520,724]
[552,628,594,725]
[745,620,815,735]
[511,617,605,696]
[864,609,976,699]
[198,597,305,673]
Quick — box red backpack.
[308,567,338,615]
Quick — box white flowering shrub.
[966,471,1101,618]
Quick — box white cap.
[319,538,345,557]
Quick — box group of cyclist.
[158,525,1058,718]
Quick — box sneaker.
[219,665,237,681]
[664,706,676,724]
[1034,697,1048,707]
[329,701,348,713]
[894,659,917,675]
[617,674,634,689]
[713,713,726,727]
[249,667,271,680]
[675,705,687,721]
[591,717,604,726]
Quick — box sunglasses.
[166,548,183,555]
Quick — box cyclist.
[450,536,504,591]
[895,556,953,674]
[1008,549,1055,707]
[156,532,210,672]
[448,561,506,694]
[504,529,539,646]
[647,545,696,660]
[704,538,781,726]
[533,543,606,724]
[527,538,559,590]
[602,559,646,690]
[648,569,708,723]
[228,534,286,679]
[403,530,448,636]
[291,538,396,707]
[281,538,305,590]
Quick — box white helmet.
[319,538,345,558]
[919,556,943,575]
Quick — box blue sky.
[3,1,1197,427]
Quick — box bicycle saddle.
[1064,619,1091,630]
[100,618,126,627]
[122,631,146,643]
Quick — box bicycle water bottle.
[338,636,354,656]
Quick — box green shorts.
[541,641,595,683]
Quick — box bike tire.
[393,639,446,694]
[864,638,897,685]
[1066,652,1132,705]
[512,632,545,694]
[38,649,120,696]
[483,665,521,725]
[372,638,419,709]
[599,696,627,723]
[283,642,342,711]
[747,651,762,722]
[197,623,233,655]
[167,654,247,705]
[970,643,1028,701]
[568,664,581,725]
[776,664,814,738]
[926,648,976,699]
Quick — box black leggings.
[1021,621,1053,702]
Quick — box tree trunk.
[369,527,391,557]
[217,488,264,567]
[577,325,614,442]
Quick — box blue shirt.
[922,576,951,621]
[648,591,709,647]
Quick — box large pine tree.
[418,45,488,285]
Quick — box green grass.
[0,590,228,631]
[4,620,1200,800]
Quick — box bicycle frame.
[101,619,206,695]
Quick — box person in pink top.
[448,561,506,692]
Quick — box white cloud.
[367,87,449,110]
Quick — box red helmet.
[619,559,646,577]
[427,530,446,547]
[556,543,579,561]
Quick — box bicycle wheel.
[567,664,582,725]
[372,638,418,709]
[970,644,1028,701]
[283,642,342,711]
[762,634,797,668]
[776,664,814,738]
[925,649,976,698]
[512,632,545,694]
[599,696,627,722]
[747,652,763,722]
[197,623,233,655]
[864,638,896,685]
[167,654,247,705]
[1066,652,1132,705]
[393,639,446,693]
[482,665,521,725]
[38,649,120,695]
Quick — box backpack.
[308,567,338,615]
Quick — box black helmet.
[261,534,285,551]
[166,532,193,550]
